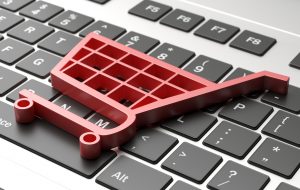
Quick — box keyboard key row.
[129,0,276,56]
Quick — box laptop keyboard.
[0,0,299,189]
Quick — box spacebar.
[0,101,116,178]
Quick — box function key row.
[129,0,277,56]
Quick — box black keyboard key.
[203,121,261,159]
[0,0,33,11]
[276,183,300,190]
[19,1,64,22]
[129,0,172,21]
[38,31,81,56]
[249,138,300,178]
[117,31,159,53]
[0,38,34,65]
[194,19,239,44]
[53,95,92,118]
[224,68,262,99]
[262,85,300,114]
[160,9,204,32]
[219,98,273,129]
[184,55,232,82]
[289,52,300,69]
[80,20,126,39]
[162,142,222,183]
[230,30,276,56]
[170,181,200,190]
[8,20,54,44]
[49,10,94,33]
[207,161,269,190]
[121,128,178,163]
[150,43,195,67]
[263,110,300,147]
[0,101,116,178]
[162,112,217,141]
[88,0,110,4]
[16,50,61,78]
[7,79,59,102]
[96,156,172,190]
[88,113,118,129]
[0,66,26,96]
[0,9,24,32]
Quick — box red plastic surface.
[15,33,289,159]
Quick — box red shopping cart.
[14,33,289,159]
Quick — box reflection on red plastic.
[14,33,289,159]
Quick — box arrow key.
[162,142,222,183]
[121,128,178,163]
